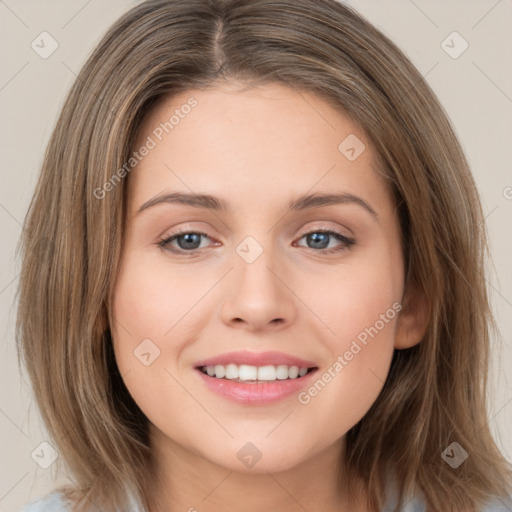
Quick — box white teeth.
[258,365,277,381]
[200,364,311,381]
[239,364,258,380]
[225,363,238,379]
[214,364,226,378]
[275,365,289,380]
[288,366,299,379]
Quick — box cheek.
[111,253,203,344]
[297,254,400,422]
[110,254,174,374]
[110,253,216,409]
[110,258,179,422]
[315,256,402,350]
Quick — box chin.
[203,439,311,475]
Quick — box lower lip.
[194,368,318,405]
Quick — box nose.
[219,246,297,333]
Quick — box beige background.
[1,1,511,510]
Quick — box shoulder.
[18,491,72,512]
[18,490,143,512]
[410,495,512,512]
[482,494,512,511]
[384,490,512,512]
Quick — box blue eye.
[158,229,355,255]
[296,230,355,253]
[158,231,212,254]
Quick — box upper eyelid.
[162,220,353,238]
[161,225,352,241]
[160,228,354,252]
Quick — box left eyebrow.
[287,193,377,218]
[136,191,378,219]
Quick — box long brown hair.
[16,1,512,511]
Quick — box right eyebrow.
[137,192,231,215]
[136,190,378,220]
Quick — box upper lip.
[194,350,317,369]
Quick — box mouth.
[192,350,319,404]
[197,363,317,383]
[194,363,319,405]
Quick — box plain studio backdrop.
[0,1,511,510]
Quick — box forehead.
[128,81,392,217]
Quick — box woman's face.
[111,81,417,474]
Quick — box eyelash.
[157,228,355,256]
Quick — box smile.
[199,363,312,382]
[195,365,319,405]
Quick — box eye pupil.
[178,233,202,249]
[161,229,351,256]
[308,232,329,249]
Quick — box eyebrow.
[137,191,378,218]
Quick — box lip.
[194,350,317,369]
[193,350,319,405]
[195,367,319,405]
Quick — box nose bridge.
[219,232,297,330]
[233,233,282,300]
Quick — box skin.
[111,81,427,512]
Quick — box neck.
[146,427,369,512]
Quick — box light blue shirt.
[20,489,512,511]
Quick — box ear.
[394,281,429,349]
